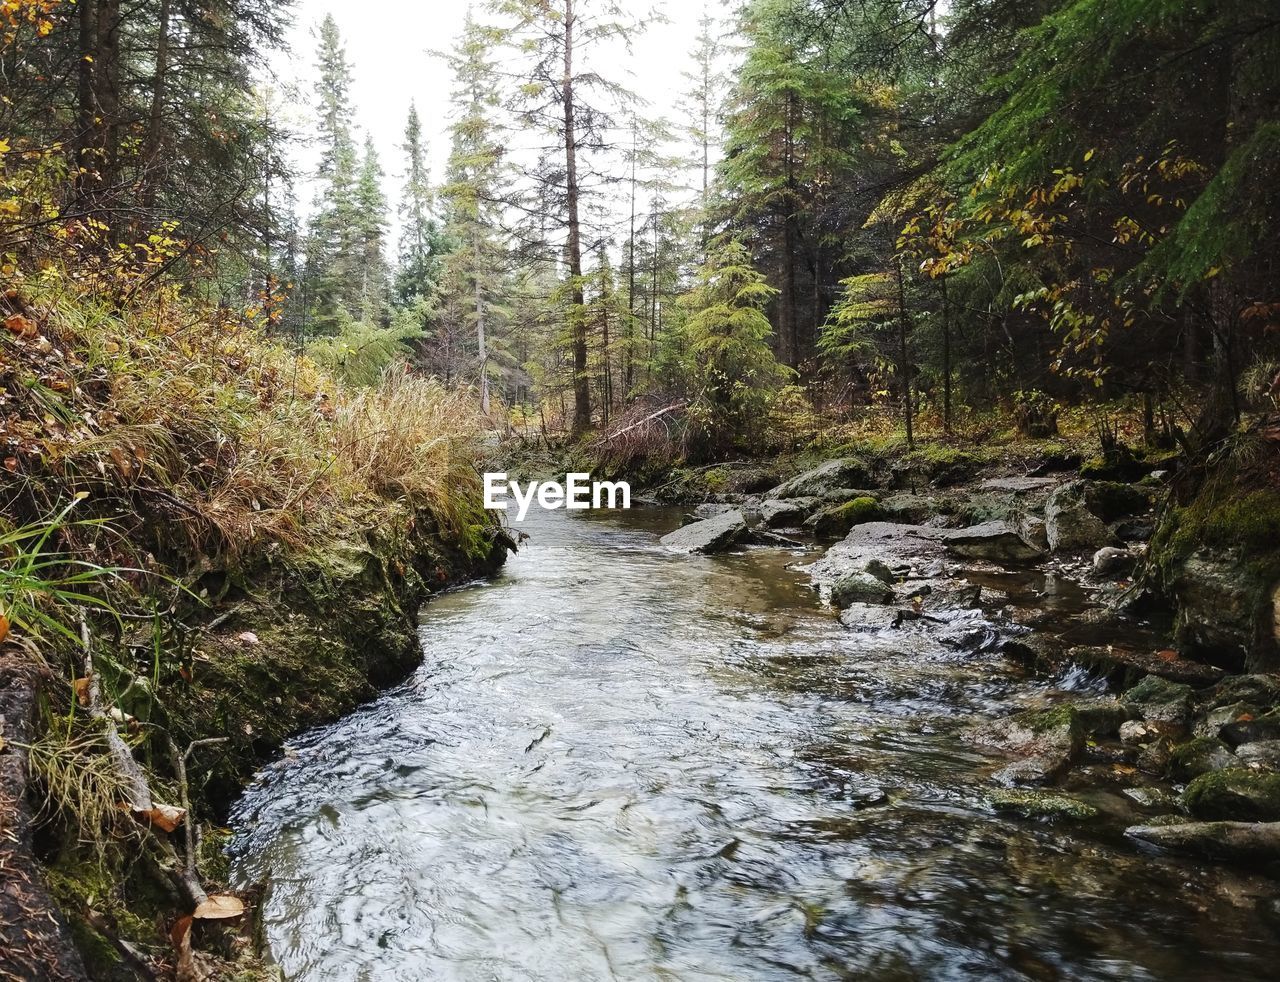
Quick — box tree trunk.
[941,276,952,434]
[563,0,591,435]
[141,0,172,211]
[94,0,121,195]
[476,272,490,416]
[897,258,914,448]
[626,120,637,399]
[780,95,798,368]
[73,0,98,210]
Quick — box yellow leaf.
[193,895,245,920]
[1084,148,1095,162]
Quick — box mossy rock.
[1124,675,1194,710]
[809,496,882,538]
[1182,768,1280,821]
[990,788,1098,820]
[1168,736,1236,782]
[1079,446,1148,482]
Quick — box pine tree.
[356,135,390,325]
[396,102,443,307]
[490,0,643,434]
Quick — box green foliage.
[677,240,794,452]
[306,317,424,387]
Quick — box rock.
[1169,737,1237,782]
[806,496,882,538]
[1018,515,1050,552]
[1194,701,1261,740]
[802,522,947,589]
[693,502,735,520]
[942,521,1044,563]
[837,603,915,631]
[1123,787,1183,810]
[1044,480,1114,553]
[830,571,895,609]
[1220,710,1280,748]
[896,577,981,610]
[1092,546,1137,578]
[1123,675,1194,728]
[1126,820,1280,862]
[1082,481,1151,522]
[1114,519,1155,542]
[760,497,817,529]
[1120,720,1173,745]
[862,558,897,584]
[969,706,1084,786]
[768,458,871,499]
[879,491,949,525]
[1066,645,1224,688]
[1072,699,1131,738]
[841,783,889,808]
[978,476,1060,494]
[1137,737,1175,775]
[999,634,1069,674]
[818,487,882,506]
[1182,769,1280,822]
[1236,740,1280,772]
[659,510,748,554]
[1125,675,1195,709]
[990,788,1098,820]
[1207,674,1280,713]
[1166,548,1260,668]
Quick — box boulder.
[1236,740,1280,772]
[1207,674,1280,713]
[692,502,735,521]
[967,706,1084,786]
[942,521,1044,563]
[767,458,871,499]
[830,571,895,609]
[760,497,817,529]
[978,476,1060,495]
[1044,480,1114,553]
[806,496,882,538]
[1127,820,1280,862]
[1163,547,1275,670]
[1018,515,1050,552]
[1082,481,1151,522]
[1071,698,1131,738]
[1182,769,1280,821]
[659,510,748,554]
[879,491,950,525]
[803,522,947,589]
[838,603,914,631]
[1220,710,1280,748]
[1169,737,1237,782]
[1092,546,1138,578]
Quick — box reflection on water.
[230,506,1280,981]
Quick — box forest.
[1,0,1280,979]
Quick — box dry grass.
[1,264,492,570]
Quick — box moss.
[810,496,882,538]
[1017,704,1082,737]
[1182,768,1280,821]
[1123,675,1193,708]
[990,788,1098,820]
[1168,736,1235,782]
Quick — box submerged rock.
[767,458,871,499]
[942,521,1044,563]
[1127,820,1280,862]
[803,522,947,589]
[1182,768,1280,821]
[837,603,914,631]
[659,510,748,554]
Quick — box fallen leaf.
[1155,649,1178,662]
[73,676,91,706]
[236,631,259,645]
[192,894,245,920]
[171,915,197,982]
[3,457,17,473]
[0,611,8,644]
[145,802,187,833]
[1237,713,1255,723]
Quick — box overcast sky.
[269,0,732,237]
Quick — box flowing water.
[230,507,1280,981]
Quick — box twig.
[603,401,687,441]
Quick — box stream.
[230,506,1280,981]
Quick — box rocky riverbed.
[659,455,1280,864]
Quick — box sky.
[268,0,729,237]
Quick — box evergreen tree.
[396,102,443,307]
